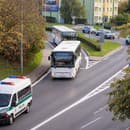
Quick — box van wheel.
[25,105,30,113]
[8,115,14,125]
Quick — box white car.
[104,32,116,39]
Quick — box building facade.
[42,0,119,24]
[86,0,119,25]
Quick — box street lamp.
[43,0,46,21]
[71,16,76,25]
[20,0,24,74]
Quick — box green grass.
[0,51,42,80]
[81,40,121,57]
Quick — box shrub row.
[77,33,101,51]
[113,23,130,30]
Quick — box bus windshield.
[52,52,74,67]
[0,94,11,107]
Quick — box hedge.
[77,33,101,51]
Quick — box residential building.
[42,0,120,24]
[86,0,119,25]
[103,0,118,23]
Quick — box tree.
[118,1,128,14]
[110,13,128,26]
[108,47,130,121]
[126,0,130,13]
[0,0,46,64]
[60,0,86,24]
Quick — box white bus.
[51,25,77,45]
[0,76,32,125]
[49,40,81,78]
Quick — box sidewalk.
[27,43,51,83]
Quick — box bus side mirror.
[48,56,50,60]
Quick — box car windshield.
[0,94,11,107]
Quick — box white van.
[0,76,32,125]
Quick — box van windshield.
[0,94,11,107]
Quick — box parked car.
[126,36,130,45]
[82,26,96,34]
[104,32,116,39]
[96,29,110,36]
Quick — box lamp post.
[43,0,46,21]
[72,16,76,25]
[112,0,114,16]
[20,0,24,74]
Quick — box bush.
[75,18,87,24]
[46,16,57,23]
[77,33,101,51]
[45,26,52,32]
[111,13,128,26]
[104,23,112,29]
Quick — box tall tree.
[108,47,130,121]
[60,0,86,24]
[118,1,128,14]
[0,0,46,64]
[126,0,130,13]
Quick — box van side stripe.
[17,94,32,106]
[8,94,32,111]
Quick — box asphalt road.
[1,40,129,130]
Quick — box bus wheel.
[8,115,14,125]
[25,104,30,113]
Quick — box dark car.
[82,26,96,34]
[126,36,130,45]
[96,29,110,36]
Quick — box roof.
[52,25,76,33]
[0,76,31,94]
[52,40,80,52]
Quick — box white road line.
[126,127,130,130]
[80,117,102,129]
[81,49,89,69]
[30,65,128,130]
[94,105,108,115]
[85,57,89,69]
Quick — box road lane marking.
[94,105,108,115]
[80,117,102,129]
[126,127,130,130]
[85,57,89,69]
[81,49,89,69]
[30,65,128,130]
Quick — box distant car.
[104,32,116,39]
[126,36,130,45]
[96,29,110,36]
[82,26,96,34]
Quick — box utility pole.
[20,0,24,74]
[112,0,114,16]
